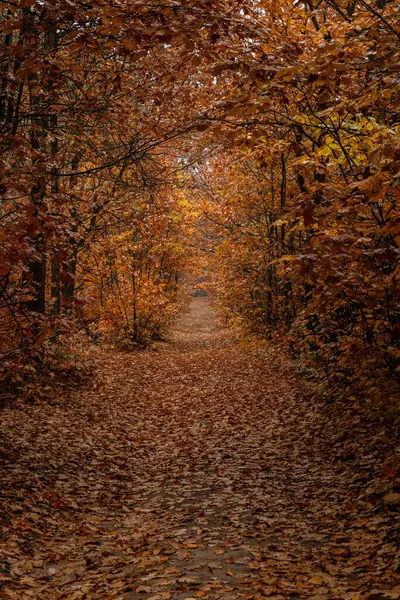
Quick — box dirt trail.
[1,298,399,599]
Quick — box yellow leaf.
[81,584,91,594]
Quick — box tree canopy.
[0,0,399,401]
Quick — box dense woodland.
[1,2,400,599]
[0,0,399,402]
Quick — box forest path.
[1,298,398,599]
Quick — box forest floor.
[1,297,399,600]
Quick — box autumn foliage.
[193,0,400,401]
[0,0,200,398]
[1,3,400,597]
[0,0,399,401]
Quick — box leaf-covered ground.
[1,298,399,600]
